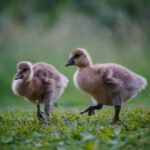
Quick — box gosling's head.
[65,48,92,67]
[15,61,33,80]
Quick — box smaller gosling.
[12,61,68,124]
[65,48,147,122]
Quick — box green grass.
[0,106,150,150]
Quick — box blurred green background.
[0,0,149,108]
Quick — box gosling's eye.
[74,53,81,59]
[23,68,29,72]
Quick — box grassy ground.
[0,106,150,150]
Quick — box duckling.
[12,61,68,124]
[65,48,147,122]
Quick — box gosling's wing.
[94,64,121,86]
[102,68,119,85]
[34,69,50,84]
[33,63,55,84]
[99,63,135,86]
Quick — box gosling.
[65,48,147,122]
[12,61,68,124]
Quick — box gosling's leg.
[80,104,103,116]
[113,105,121,122]
[37,104,44,120]
[44,102,52,125]
[44,92,54,125]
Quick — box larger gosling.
[12,61,68,124]
[65,48,147,122]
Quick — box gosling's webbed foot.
[44,116,49,125]
[112,116,122,123]
[80,106,95,116]
[80,104,103,116]
[37,111,45,120]
[113,118,120,122]
[110,118,122,125]
[37,104,45,121]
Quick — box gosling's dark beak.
[15,72,23,80]
[65,58,75,67]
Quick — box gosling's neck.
[27,70,33,82]
[22,69,34,82]
[78,59,93,69]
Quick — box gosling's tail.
[136,76,147,91]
